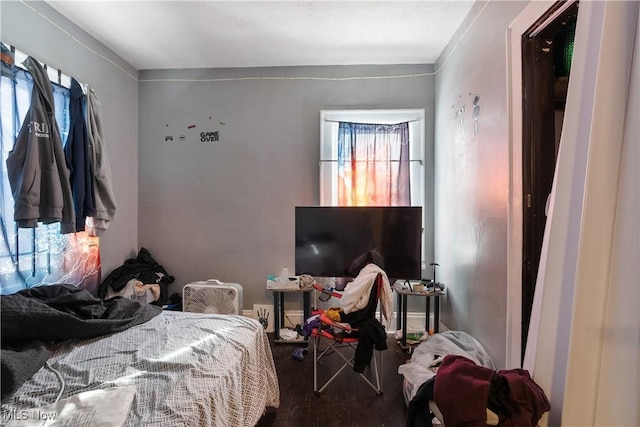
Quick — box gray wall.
[0,1,140,276]
[138,65,435,311]
[434,1,528,369]
[3,1,530,369]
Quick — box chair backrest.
[340,273,383,327]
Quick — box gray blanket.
[1,284,161,401]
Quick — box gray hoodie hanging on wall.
[6,56,75,234]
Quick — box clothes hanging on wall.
[85,86,117,236]
[64,77,96,232]
[1,46,113,296]
[5,56,76,233]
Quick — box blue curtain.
[337,121,410,206]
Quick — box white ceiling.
[45,1,475,70]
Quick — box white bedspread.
[1,311,280,426]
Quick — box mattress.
[1,311,280,426]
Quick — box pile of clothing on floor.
[99,247,174,306]
[401,331,550,427]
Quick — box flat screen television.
[295,206,422,281]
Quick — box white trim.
[528,1,578,38]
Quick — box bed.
[1,285,280,426]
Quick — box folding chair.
[311,273,386,395]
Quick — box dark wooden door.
[521,1,578,360]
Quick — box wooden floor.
[257,333,412,427]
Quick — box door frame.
[505,0,576,368]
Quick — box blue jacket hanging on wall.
[5,56,75,233]
[64,77,96,232]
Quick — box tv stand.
[272,287,312,344]
[395,287,446,349]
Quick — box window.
[320,109,424,207]
[320,109,425,265]
[0,44,99,295]
[320,110,424,207]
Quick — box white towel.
[340,263,394,328]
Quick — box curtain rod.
[320,159,423,164]
[4,43,78,89]
[323,117,421,124]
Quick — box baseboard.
[243,308,305,331]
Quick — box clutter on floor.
[291,347,308,361]
[400,331,550,427]
[277,328,300,341]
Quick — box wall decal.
[201,131,220,142]
[472,94,480,135]
[452,92,481,143]
[455,104,465,130]
[161,116,225,143]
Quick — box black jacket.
[64,77,96,232]
[99,247,174,304]
[340,312,388,373]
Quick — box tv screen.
[295,206,422,281]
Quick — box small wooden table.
[395,287,445,348]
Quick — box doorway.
[520,1,578,359]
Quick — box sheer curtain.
[337,121,410,206]
[523,2,639,426]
